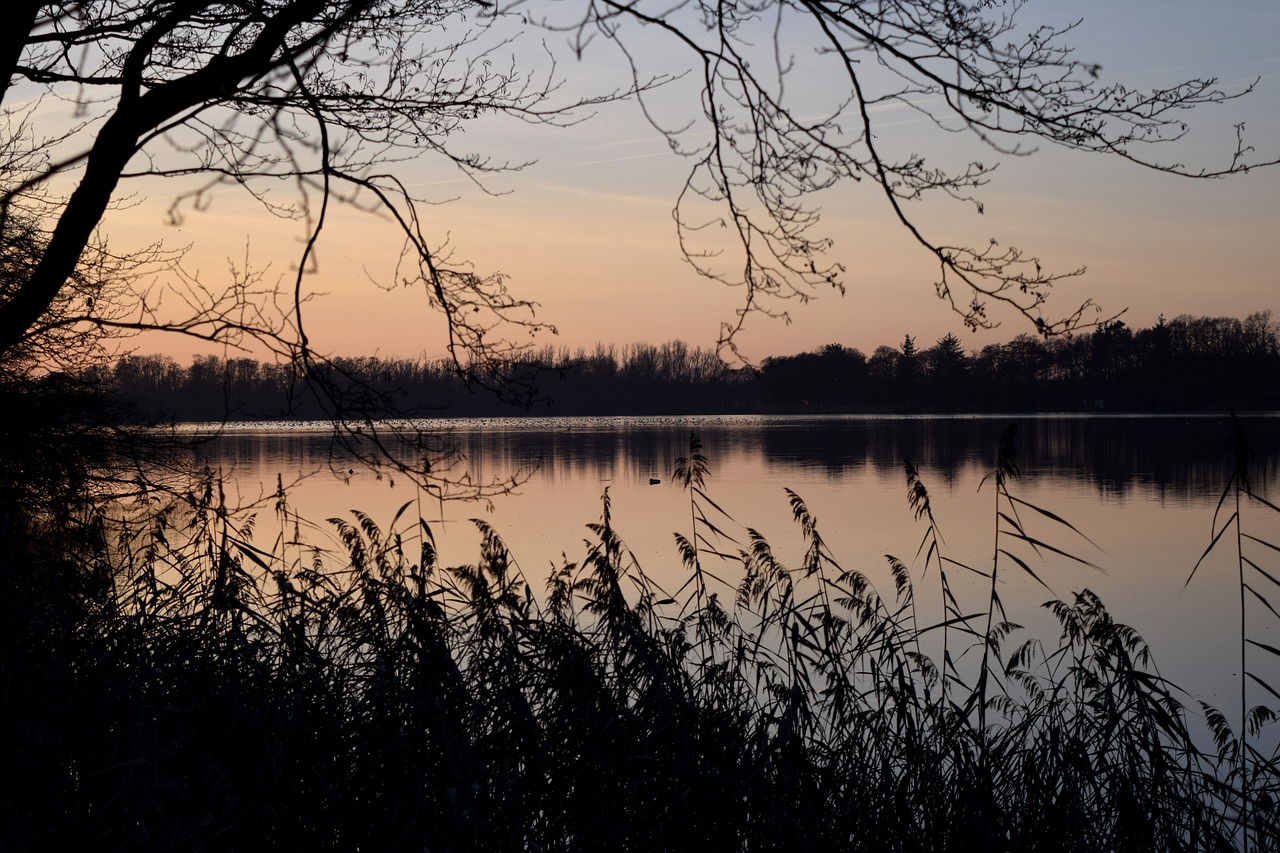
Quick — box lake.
[195,412,1280,715]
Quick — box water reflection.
[199,413,1280,502]
[194,413,1280,708]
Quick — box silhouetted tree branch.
[0,0,1273,488]
[0,0,657,490]
[533,0,1275,359]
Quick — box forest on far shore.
[100,311,1280,420]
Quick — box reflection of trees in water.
[195,432,337,477]
[199,416,1280,501]
[761,416,1280,500]
[462,424,691,487]
[1011,417,1280,501]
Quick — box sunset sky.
[101,0,1280,366]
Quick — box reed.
[1185,412,1280,850]
[2,420,1277,850]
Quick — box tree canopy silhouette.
[0,1,1272,432]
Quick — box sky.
[96,0,1280,366]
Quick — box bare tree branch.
[0,0,1272,486]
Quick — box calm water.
[196,413,1280,710]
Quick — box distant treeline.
[99,312,1280,420]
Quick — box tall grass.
[1185,413,1280,850]
[2,423,1278,849]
